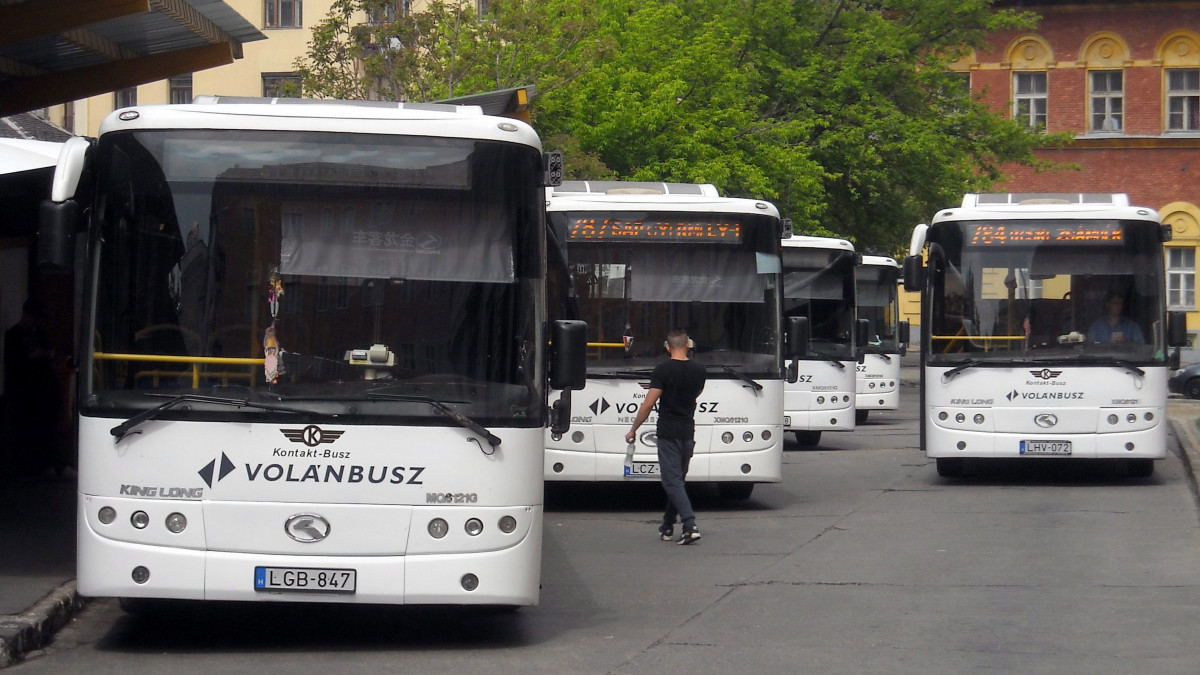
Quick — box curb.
[1168,400,1200,509]
[0,581,85,668]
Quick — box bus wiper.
[111,394,310,442]
[940,360,985,382]
[706,364,763,392]
[1054,355,1145,378]
[366,392,500,447]
[804,348,847,370]
[595,368,655,378]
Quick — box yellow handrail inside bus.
[587,342,626,348]
[94,352,265,389]
[928,335,1026,340]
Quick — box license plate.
[624,461,659,478]
[254,566,356,593]
[1020,440,1072,456]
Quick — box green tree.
[535,0,1067,252]
[293,0,601,104]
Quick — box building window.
[1089,70,1122,132]
[1013,72,1047,130]
[1168,247,1196,310]
[263,72,302,97]
[369,1,409,23]
[169,74,193,105]
[265,0,302,28]
[115,87,137,109]
[1167,69,1200,132]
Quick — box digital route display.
[968,222,1125,246]
[567,216,743,244]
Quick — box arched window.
[1081,33,1130,133]
[1158,31,1200,132]
[1006,36,1054,131]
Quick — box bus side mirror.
[543,151,564,187]
[855,319,870,363]
[785,316,809,360]
[1168,310,1188,348]
[549,319,587,435]
[898,320,910,356]
[38,199,79,271]
[903,255,922,291]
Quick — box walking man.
[625,329,706,544]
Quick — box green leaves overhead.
[295,0,1064,254]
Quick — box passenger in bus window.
[1087,291,1144,344]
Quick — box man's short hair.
[666,329,689,349]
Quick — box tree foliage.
[296,0,1068,253]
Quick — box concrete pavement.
[3,381,1200,668]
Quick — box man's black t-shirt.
[649,358,706,440]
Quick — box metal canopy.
[0,0,264,118]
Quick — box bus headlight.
[428,518,449,539]
[131,566,150,584]
[955,413,965,423]
[98,507,116,525]
[164,512,187,534]
[973,414,984,425]
[131,511,150,529]
[465,518,484,536]
[1108,414,1119,425]
[498,515,517,534]
[762,430,772,441]
[721,432,734,444]
[742,431,753,442]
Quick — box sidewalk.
[0,475,82,668]
[2,399,1199,667]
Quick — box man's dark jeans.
[657,437,696,528]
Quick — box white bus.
[39,98,586,608]
[854,255,909,424]
[781,236,868,447]
[902,193,1187,477]
[544,181,799,499]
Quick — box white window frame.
[1168,247,1196,310]
[1013,72,1047,131]
[1089,70,1123,133]
[1167,68,1200,132]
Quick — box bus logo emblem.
[1034,413,1058,428]
[281,425,345,447]
[285,514,331,543]
[1030,369,1063,380]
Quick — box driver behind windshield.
[1088,291,1144,344]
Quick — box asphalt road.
[12,396,1200,674]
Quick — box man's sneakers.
[657,523,674,541]
[677,524,701,545]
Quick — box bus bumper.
[783,406,855,432]
[77,500,543,606]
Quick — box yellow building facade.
[47,1,439,137]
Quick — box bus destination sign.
[968,222,1124,246]
[567,216,743,244]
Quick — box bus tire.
[1127,459,1154,478]
[717,482,754,500]
[794,430,822,447]
[936,458,964,477]
[855,409,869,424]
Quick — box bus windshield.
[856,264,900,353]
[550,211,782,377]
[782,248,857,360]
[926,219,1167,364]
[85,129,545,426]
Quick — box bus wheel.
[717,482,754,500]
[855,409,869,425]
[1127,459,1155,478]
[936,458,964,478]
[794,430,822,447]
[1187,378,1200,400]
